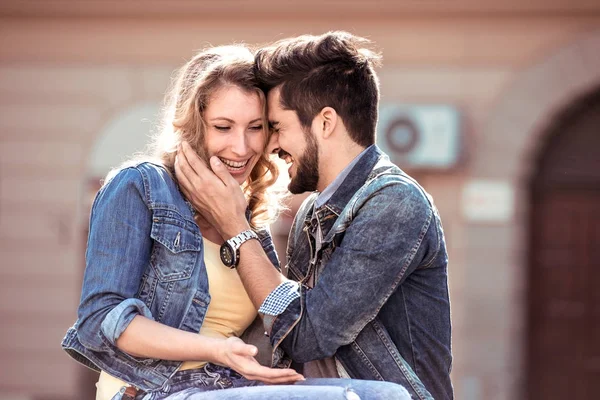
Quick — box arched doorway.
[469,29,600,398]
[527,88,600,399]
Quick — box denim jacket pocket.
[150,211,202,282]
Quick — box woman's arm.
[77,168,155,350]
[118,315,303,384]
[116,314,221,360]
[80,167,301,384]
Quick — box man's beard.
[287,129,320,194]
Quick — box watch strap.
[227,229,259,251]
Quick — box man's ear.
[319,107,338,139]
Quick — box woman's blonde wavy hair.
[118,45,281,228]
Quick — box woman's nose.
[230,130,249,156]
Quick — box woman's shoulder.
[131,161,173,182]
[103,161,187,208]
[103,161,171,188]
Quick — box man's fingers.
[180,141,232,188]
[181,141,210,176]
[209,156,237,187]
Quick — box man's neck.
[317,141,366,193]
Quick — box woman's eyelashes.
[213,124,263,132]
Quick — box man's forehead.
[267,90,284,122]
[267,87,282,106]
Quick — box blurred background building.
[1,1,599,399]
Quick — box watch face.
[220,243,235,267]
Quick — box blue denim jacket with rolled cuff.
[260,145,453,400]
[61,162,281,393]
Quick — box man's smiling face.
[267,87,320,194]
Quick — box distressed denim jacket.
[268,145,453,400]
[61,162,279,393]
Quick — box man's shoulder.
[360,155,433,207]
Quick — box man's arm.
[273,185,435,361]
[175,142,286,310]
[176,142,436,362]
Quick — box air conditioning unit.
[376,104,461,169]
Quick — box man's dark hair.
[255,31,382,147]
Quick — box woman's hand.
[216,337,304,384]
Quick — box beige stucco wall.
[1,11,599,400]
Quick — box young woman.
[62,44,409,400]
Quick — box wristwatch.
[220,229,259,268]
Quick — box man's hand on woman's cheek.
[175,141,250,238]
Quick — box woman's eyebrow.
[208,117,263,124]
[208,117,234,123]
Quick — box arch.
[471,29,600,399]
[526,86,600,399]
[477,30,600,182]
[87,101,161,178]
[531,87,600,188]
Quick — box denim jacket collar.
[309,144,383,238]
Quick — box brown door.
[527,89,600,399]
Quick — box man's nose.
[266,132,280,155]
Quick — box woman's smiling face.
[203,85,266,185]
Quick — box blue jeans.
[120,364,411,400]
[164,380,410,399]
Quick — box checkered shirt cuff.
[258,280,300,316]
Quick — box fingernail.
[212,157,221,166]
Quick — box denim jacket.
[61,162,280,393]
[269,145,453,399]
